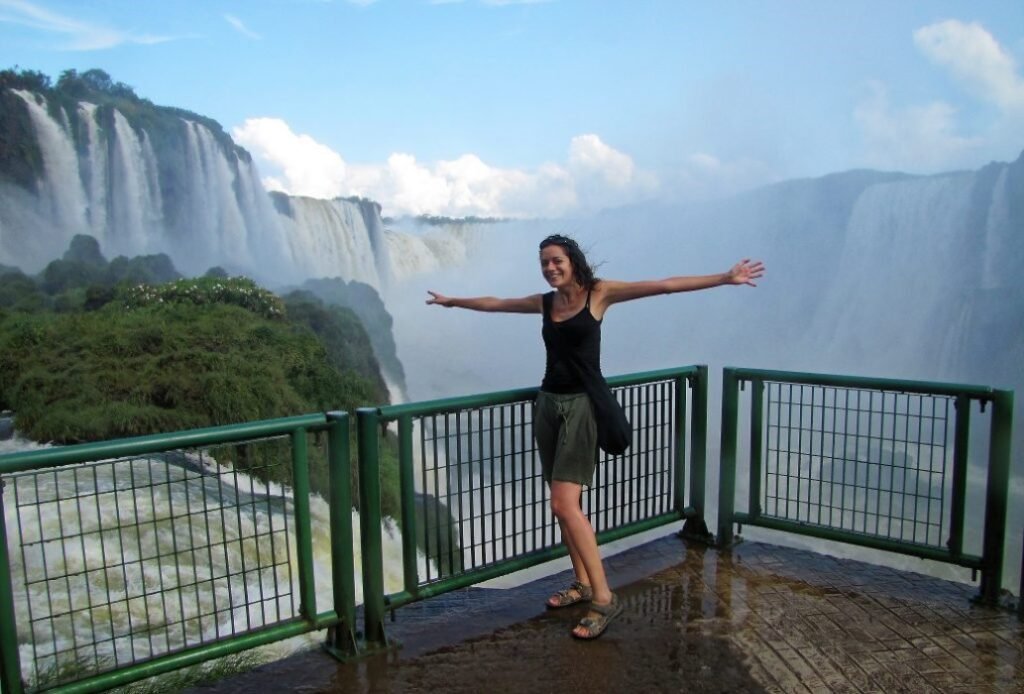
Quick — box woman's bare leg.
[549,481,611,612]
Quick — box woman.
[426,234,764,639]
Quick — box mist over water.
[380,161,1024,592]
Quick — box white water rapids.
[0,437,429,689]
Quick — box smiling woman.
[426,233,764,639]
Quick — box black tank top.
[541,290,603,393]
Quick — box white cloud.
[852,21,1023,172]
[232,118,348,200]
[854,81,978,171]
[0,0,180,50]
[231,119,656,218]
[224,13,261,40]
[568,134,635,187]
[914,20,1024,112]
[567,134,659,211]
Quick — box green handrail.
[0,363,1014,691]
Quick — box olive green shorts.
[534,391,598,486]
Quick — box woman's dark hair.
[539,234,598,290]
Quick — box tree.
[107,253,181,285]
[38,259,104,296]
[63,234,107,266]
[56,69,137,100]
[0,68,51,91]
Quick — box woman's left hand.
[727,259,765,286]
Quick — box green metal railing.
[1,363,1016,690]
[356,365,708,648]
[0,412,356,694]
[717,367,1014,605]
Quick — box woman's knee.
[549,482,582,520]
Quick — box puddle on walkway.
[191,539,1024,693]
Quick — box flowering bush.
[122,276,284,319]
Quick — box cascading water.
[78,103,108,236]
[2,447,430,689]
[275,196,384,287]
[0,90,447,287]
[180,120,254,271]
[108,110,163,257]
[12,91,88,245]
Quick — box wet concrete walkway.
[193,534,1024,693]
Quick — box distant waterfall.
[275,196,386,287]
[78,103,108,235]
[0,90,477,288]
[806,174,976,378]
[109,110,163,255]
[384,222,482,281]
[12,91,88,245]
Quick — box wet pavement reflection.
[192,535,1024,693]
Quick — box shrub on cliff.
[0,286,402,515]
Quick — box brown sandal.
[571,593,623,639]
[546,580,593,608]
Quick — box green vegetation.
[123,276,285,319]
[298,278,406,393]
[0,235,403,516]
[0,69,47,189]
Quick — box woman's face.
[540,244,575,289]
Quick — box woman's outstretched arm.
[599,259,765,307]
[426,291,543,314]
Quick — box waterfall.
[0,89,476,289]
[806,174,978,379]
[982,167,1010,291]
[383,221,482,281]
[275,197,384,286]
[78,103,108,237]
[108,110,163,257]
[12,90,88,246]
[179,120,254,271]
[1,448,430,689]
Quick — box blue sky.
[1,0,1022,218]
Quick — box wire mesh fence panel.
[412,378,683,589]
[3,435,308,691]
[761,383,955,549]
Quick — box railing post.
[717,368,740,547]
[748,378,765,520]
[356,408,389,648]
[688,366,708,516]
[398,416,420,596]
[291,428,317,622]
[947,395,970,560]
[323,411,359,660]
[680,367,711,541]
[0,480,24,694]
[979,390,1013,606]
